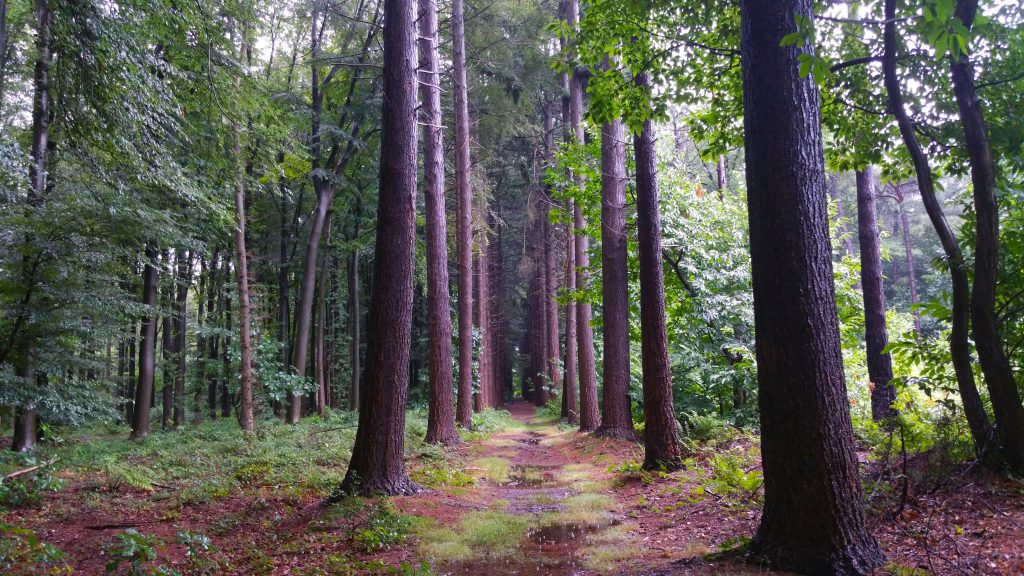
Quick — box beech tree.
[741,1,882,572]
[339,0,418,495]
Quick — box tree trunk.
[221,254,234,419]
[130,247,160,440]
[565,0,599,432]
[127,321,137,423]
[543,107,561,401]
[596,114,635,439]
[882,0,992,457]
[207,251,221,419]
[895,189,922,335]
[173,251,192,428]
[12,350,36,452]
[857,169,897,422]
[160,252,173,430]
[339,0,418,496]
[315,212,333,418]
[741,2,884,572]
[560,218,575,413]
[232,38,256,431]
[634,74,683,471]
[348,246,361,411]
[950,0,1024,473]
[418,0,460,444]
[453,0,474,429]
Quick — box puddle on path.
[502,465,554,488]
[440,522,609,576]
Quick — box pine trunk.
[741,2,883,571]
[340,0,419,495]
[419,0,460,444]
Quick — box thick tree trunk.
[633,77,683,471]
[560,220,576,413]
[419,0,460,444]
[856,169,897,422]
[130,247,160,440]
[741,2,884,572]
[596,115,635,439]
[453,0,474,429]
[950,0,1024,473]
[882,0,992,457]
[340,0,418,495]
[12,350,36,451]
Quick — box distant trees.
[740,1,882,572]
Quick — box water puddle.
[441,522,607,576]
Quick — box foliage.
[0,524,70,575]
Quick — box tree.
[339,0,418,496]
[420,0,460,445]
[949,0,1024,474]
[130,248,160,441]
[634,72,683,471]
[856,168,896,422]
[741,1,883,572]
[595,110,635,440]
[453,0,474,428]
[881,0,992,456]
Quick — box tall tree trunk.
[566,0,599,432]
[130,247,160,440]
[882,0,992,456]
[634,73,683,471]
[173,251,192,428]
[542,109,561,400]
[315,212,333,418]
[348,246,361,411]
[741,2,883,572]
[207,251,221,419]
[856,168,897,422]
[127,320,137,423]
[419,0,459,444]
[716,155,727,196]
[950,0,1024,473]
[474,242,492,410]
[560,221,575,413]
[221,254,234,419]
[487,216,505,406]
[232,29,256,431]
[160,252,173,430]
[453,0,474,428]
[596,114,635,439]
[340,0,418,496]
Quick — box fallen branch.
[1,460,55,483]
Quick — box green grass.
[470,457,512,484]
[417,510,529,561]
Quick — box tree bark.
[882,0,992,456]
[453,0,474,428]
[419,0,460,445]
[12,350,36,451]
[348,245,361,411]
[596,114,635,439]
[857,169,897,422]
[741,2,884,572]
[340,0,418,495]
[315,212,332,418]
[172,251,192,428]
[950,0,1024,473]
[634,75,683,471]
[565,0,599,432]
[232,29,256,431]
[130,247,160,441]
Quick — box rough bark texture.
[881,0,992,456]
[856,169,897,422]
[741,2,884,572]
[565,0,598,432]
[950,0,1024,473]
[130,247,160,441]
[419,0,460,445]
[561,207,576,413]
[634,99,684,471]
[339,0,418,495]
[596,116,636,440]
[452,0,474,428]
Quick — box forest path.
[392,399,643,575]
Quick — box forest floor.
[2,401,1023,575]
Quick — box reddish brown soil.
[4,401,1023,575]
